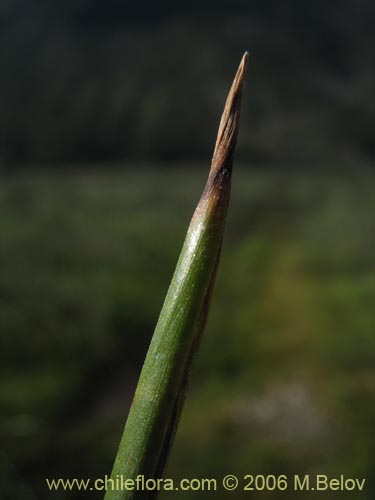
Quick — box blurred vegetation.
[1,0,375,167]
[0,166,374,499]
[1,1,374,497]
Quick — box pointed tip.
[209,53,248,181]
[240,51,249,71]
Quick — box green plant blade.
[105,52,248,500]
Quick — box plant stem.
[105,52,248,500]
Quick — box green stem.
[105,52,248,500]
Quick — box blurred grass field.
[0,166,374,499]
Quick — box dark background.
[1,1,374,499]
[1,0,375,167]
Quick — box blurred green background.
[1,1,374,499]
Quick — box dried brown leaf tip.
[202,52,248,212]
